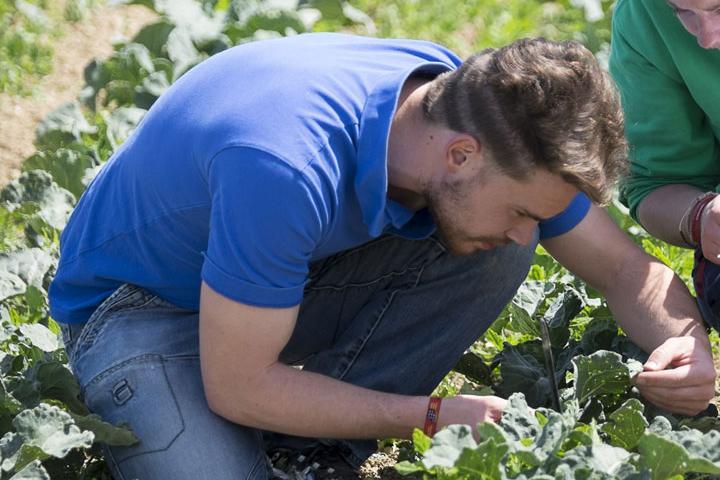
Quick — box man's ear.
[446,134,481,173]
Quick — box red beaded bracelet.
[423,397,442,436]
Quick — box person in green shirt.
[610,1,720,337]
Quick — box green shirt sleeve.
[609,0,720,221]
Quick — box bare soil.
[0,3,158,187]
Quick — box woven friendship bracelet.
[423,397,442,436]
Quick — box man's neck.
[386,77,435,211]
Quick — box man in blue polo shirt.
[50,33,715,479]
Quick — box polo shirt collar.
[355,62,455,238]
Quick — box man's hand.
[634,336,717,416]
[439,395,508,438]
[543,204,717,415]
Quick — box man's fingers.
[635,364,716,388]
[636,365,694,386]
[639,389,711,416]
[643,337,693,371]
[643,349,675,372]
[636,383,716,403]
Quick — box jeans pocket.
[83,354,185,465]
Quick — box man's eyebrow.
[518,208,552,222]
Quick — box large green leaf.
[86,43,156,108]
[572,351,631,405]
[18,324,58,353]
[153,0,224,41]
[496,342,553,407]
[479,416,542,470]
[455,437,508,480]
[32,362,86,414]
[12,404,93,459]
[411,428,431,456]
[0,204,39,252]
[601,398,647,450]
[532,410,576,463]
[9,459,50,479]
[103,107,147,149]
[23,147,98,200]
[132,19,176,57]
[34,102,96,149]
[0,170,75,231]
[226,0,310,42]
[660,427,720,464]
[454,351,491,385]
[0,249,54,302]
[577,318,618,354]
[637,433,720,479]
[0,433,43,475]
[69,413,138,446]
[134,72,169,109]
[166,27,203,79]
[498,394,540,443]
[111,43,155,78]
[422,425,477,469]
[560,443,632,478]
[542,289,582,348]
[507,281,554,337]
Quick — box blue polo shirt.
[49,33,590,324]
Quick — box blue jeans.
[61,233,536,480]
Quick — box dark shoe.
[268,445,358,480]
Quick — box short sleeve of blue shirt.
[538,192,591,239]
[201,146,326,308]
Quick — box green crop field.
[0,0,102,96]
[0,1,716,479]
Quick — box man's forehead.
[668,0,720,11]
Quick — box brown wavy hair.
[422,38,627,205]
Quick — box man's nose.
[696,16,720,49]
[506,224,536,246]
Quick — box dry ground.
[0,2,157,187]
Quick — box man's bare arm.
[541,204,715,415]
[637,184,702,247]
[199,281,506,439]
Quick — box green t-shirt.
[610,0,720,220]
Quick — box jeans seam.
[308,236,398,281]
[335,262,427,381]
[324,235,398,262]
[306,264,424,292]
[71,294,158,367]
[70,285,139,364]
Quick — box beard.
[425,185,507,256]
[426,198,470,255]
